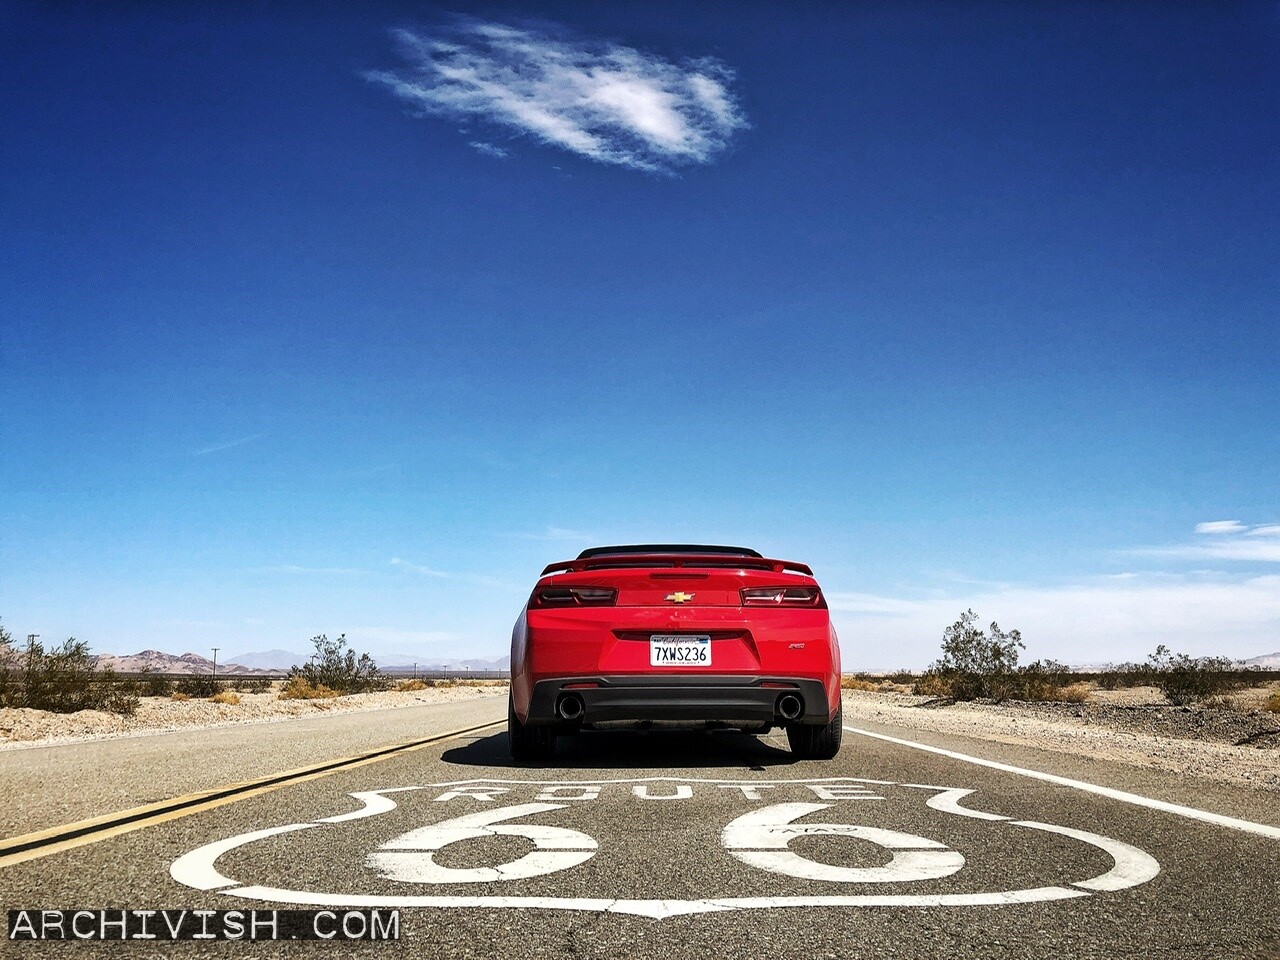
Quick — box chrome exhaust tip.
[777,694,803,721]
[556,693,585,721]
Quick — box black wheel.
[508,691,556,762]
[786,701,842,760]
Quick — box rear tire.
[508,691,556,762]
[787,701,842,760]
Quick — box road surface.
[3,696,1278,958]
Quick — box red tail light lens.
[741,586,825,607]
[531,586,618,607]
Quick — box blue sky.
[2,2,1277,669]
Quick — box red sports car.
[508,544,843,761]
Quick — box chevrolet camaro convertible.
[508,544,843,761]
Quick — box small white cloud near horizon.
[365,20,748,172]
[1195,520,1247,535]
[1134,520,1280,564]
[831,572,1280,670]
[192,434,261,456]
[390,557,449,577]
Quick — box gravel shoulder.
[3,682,1277,796]
[0,682,506,751]
[842,687,1280,794]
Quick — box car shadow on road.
[442,729,800,770]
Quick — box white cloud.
[833,574,1280,671]
[1195,520,1247,534]
[390,557,449,577]
[1135,521,1280,564]
[468,141,509,159]
[510,526,596,543]
[192,434,261,456]
[366,21,748,171]
[262,564,366,575]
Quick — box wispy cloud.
[1133,521,1280,564]
[1195,520,1247,535]
[390,557,450,577]
[830,573,1280,669]
[365,20,748,172]
[510,526,596,543]
[468,140,508,159]
[260,564,367,575]
[192,434,261,456]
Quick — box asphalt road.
[3,697,1279,959]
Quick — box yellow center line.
[0,718,506,869]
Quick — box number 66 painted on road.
[368,802,962,885]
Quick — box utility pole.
[211,647,219,689]
[25,635,38,685]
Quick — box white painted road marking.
[169,777,1163,917]
[845,726,1280,841]
[369,802,597,884]
[722,803,964,883]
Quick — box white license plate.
[650,635,712,667]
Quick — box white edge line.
[845,726,1280,841]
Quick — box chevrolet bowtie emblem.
[665,592,695,603]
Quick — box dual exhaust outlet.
[554,691,804,722]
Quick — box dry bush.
[914,674,954,697]
[1262,691,1280,714]
[279,676,339,700]
[1056,683,1092,703]
[170,692,191,702]
[841,676,878,692]
[286,634,386,695]
[396,679,433,692]
[209,690,241,705]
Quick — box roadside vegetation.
[894,611,1268,708]
[278,634,387,699]
[0,621,139,715]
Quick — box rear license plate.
[649,635,712,667]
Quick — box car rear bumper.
[526,674,834,726]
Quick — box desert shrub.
[889,669,917,686]
[279,676,339,700]
[209,690,241,705]
[914,673,954,697]
[1265,691,1280,714]
[1009,660,1076,701]
[170,691,191,702]
[0,628,137,715]
[175,675,218,698]
[286,634,387,696]
[841,676,878,691]
[1095,662,1155,690]
[231,677,271,693]
[1057,683,1092,703]
[396,678,434,692]
[137,667,174,697]
[1146,645,1244,706]
[924,610,1024,701]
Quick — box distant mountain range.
[90,648,509,675]
[92,650,272,676]
[1242,651,1280,669]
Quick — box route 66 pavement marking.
[169,775,1163,919]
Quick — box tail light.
[531,585,618,607]
[740,586,825,607]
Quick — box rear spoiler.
[540,554,814,577]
